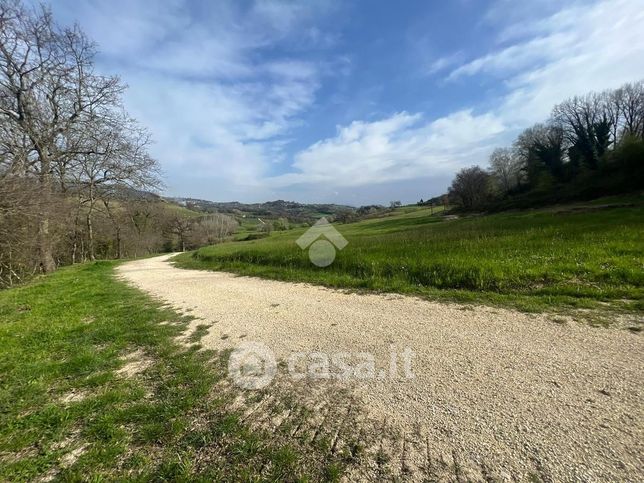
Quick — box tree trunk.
[115,226,122,259]
[72,238,77,264]
[8,246,13,287]
[87,186,96,261]
[37,154,56,273]
[104,200,122,259]
[86,210,95,261]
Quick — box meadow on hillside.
[175,197,644,315]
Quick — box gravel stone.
[118,255,644,481]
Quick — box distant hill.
[165,197,355,224]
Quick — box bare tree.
[125,200,166,256]
[68,115,159,260]
[513,123,566,185]
[618,81,644,139]
[489,147,523,194]
[166,216,192,252]
[190,214,239,247]
[448,166,492,210]
[0,2,124,271]
[272,217,289,231]
[552,93,613,169]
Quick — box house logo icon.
[296,217,348,267]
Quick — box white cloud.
[268,110,506,188]
[56,0,189,58]
[449,0,644,124]
[47,0,338,200]
[447,33,572,81]
[427,51,465,75]
[45,0,644,203]
[273,0,644,195]
[482,0,569,34]
[123,68,320,196]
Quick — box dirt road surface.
[117,254,643,481]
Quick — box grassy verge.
[0,262,348,481]
[174,199,643,316]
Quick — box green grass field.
[174,197,644,316]
[0,262,349,481]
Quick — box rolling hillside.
[174,195,644,317]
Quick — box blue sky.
[47,0,644,205]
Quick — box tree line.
[0,2,236,288]
[448,81,644,210]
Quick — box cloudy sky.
[47,0,644,205]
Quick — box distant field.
[174,197,644,316]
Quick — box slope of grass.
[163,200,205,218]
[0,262,348,481]
[174,199,644,315]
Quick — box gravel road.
[117,254,643,481]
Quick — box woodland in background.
[448,81,644,210]
[0,2,236,288]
